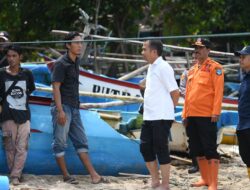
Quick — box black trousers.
[237,128,250,167]
[186,117,219,160]
[140,120,172,165]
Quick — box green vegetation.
[1,0,250,56]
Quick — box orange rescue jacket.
[182,58,224,118]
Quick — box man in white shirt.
[140,40,179,190]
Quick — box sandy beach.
[6,145,250,190]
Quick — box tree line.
[1,0,250,53]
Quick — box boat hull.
[0,103,147,175]
[0,176,9,190]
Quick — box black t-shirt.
[51,53,80,108]
[0,67,36,124]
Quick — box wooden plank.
[98,112,121,121]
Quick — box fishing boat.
[217,110,238,145]
[22,62,238,147]
[22,63,142,112]
[0,96,147,175]
[23,63,238,110]
[0,176,8,190]
[174,108,238,146]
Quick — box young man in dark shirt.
[0,44,35,185]
[51,32,104,184]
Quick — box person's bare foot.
[151,180,160,188]
[91,175,109,184]
[91,174,101,184]
[11,177,20,186]
[154,184,170,190]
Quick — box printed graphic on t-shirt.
[5,80,27,110]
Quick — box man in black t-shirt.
[0,45,35,186]
[51,32,105,184]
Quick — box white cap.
[0,31,9,41]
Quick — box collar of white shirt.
[151,56,162,66]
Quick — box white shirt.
[143,57,178,120]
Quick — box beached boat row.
[0,59,239,176]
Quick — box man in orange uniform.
[180,52,199,174]
[182,38,224,190]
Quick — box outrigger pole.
[51,29,242,58]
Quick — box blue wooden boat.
[22,63,141,112]
[0,97,147,175]
[174,107,239,146]
[0,176,9,190]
